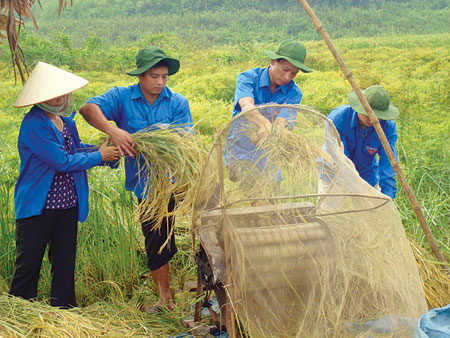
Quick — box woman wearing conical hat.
[9,62,120,308]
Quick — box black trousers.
[139,197,177,271]
[9,207,78,308]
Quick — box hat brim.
[127,57,180,76]
[347,91,400,120]
[264,50,313,73]
[14,61,89,108]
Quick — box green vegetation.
[0,15,449,335]
[28,0,450,45]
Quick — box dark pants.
[139,197,177,271]
[9,207,78,308]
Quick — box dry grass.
[0,295,140,337]
[0,293,195,337]
[410,239,450,309]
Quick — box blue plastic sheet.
[168,334,194,338]
[414,304,450,338]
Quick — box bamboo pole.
[298,0,449,273]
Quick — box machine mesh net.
[191,104,427,338]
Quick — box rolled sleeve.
[233,72,256,115]
[86,87,123,121]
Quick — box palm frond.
[58,0,72,18]
[0,0,72,83]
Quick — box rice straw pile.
[0,295,140,337]
[0,293,200,337]
[410,239,450,309]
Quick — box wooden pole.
[214,131,237,338]
[298,0,449,272]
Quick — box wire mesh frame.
[191,103,391,222]
[190,103,394,338]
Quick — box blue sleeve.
[171,96,194,131]
[318,120,340,182]
[77,143,120,168]
[22,122,102,172]
[233,71,256,115]
[338,131,351,158]
[78,143,97,151]
[86,86,123,122]
[378,122,398,199]
[328,108,351,158]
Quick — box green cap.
[264,39,313,73]
[347,85,400,120]
[127,46,180,76]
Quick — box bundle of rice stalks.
[257,125,332,173]
[132,126,209,248]
[410,239,450,308]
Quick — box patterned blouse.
[43,122,78,210]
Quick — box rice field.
[0,33,449,336]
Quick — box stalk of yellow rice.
[131,126,208,251]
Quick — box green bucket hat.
[347,85,399,120]
[127,46,180,76]
[264,39,313,73]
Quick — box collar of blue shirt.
[130,83,171,103]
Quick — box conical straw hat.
[14,61,88,108]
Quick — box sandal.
[146,304,165,314]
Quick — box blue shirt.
[327,105,398,199]
[15,106,103,221]
[87,83,193,199]
[224,67,302,171]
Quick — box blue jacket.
[15,106,103,221]
[86,84,193,199]
[224,67,302,171]
[327,105,398,199]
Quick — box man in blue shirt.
[224,39,313,189]
[214,40,313,328]
[79,46,193,312]
[327,85,399,199]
